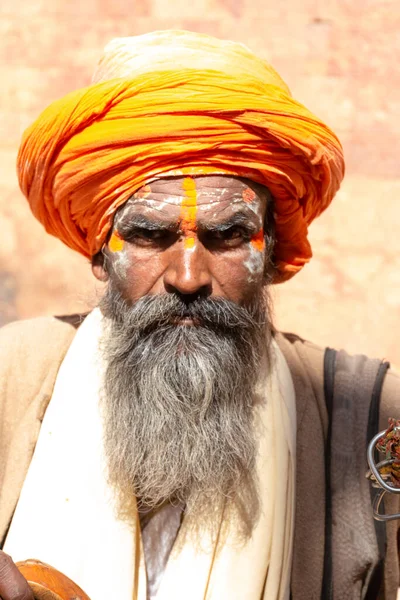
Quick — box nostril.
[180,292,201,306]
[178,286,211,305]
[165,282,212,302]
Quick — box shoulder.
[0,316,83,541]
[0,315,82,491]
[0,313,85,443]
[0,314,81,372]
[0,314,83,412]
[276,331,400,428]
[276,330,399,395]
[0,313,81,342]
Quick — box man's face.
[93,175,271,305]
[95,175,273,534]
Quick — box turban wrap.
[17,30,345,282]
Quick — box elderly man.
[0,30,399,600]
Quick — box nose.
[163,242,212,299]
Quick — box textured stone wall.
[1,0,399,362]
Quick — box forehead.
[141,176,265,201]
[115,175,269,223]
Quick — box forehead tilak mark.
[180,177,198,250]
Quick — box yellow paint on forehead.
[180,177,198,249]
[184,237,195,249]
[108,230,124,253]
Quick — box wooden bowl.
[16,560,90,600]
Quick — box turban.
[17,30,345,282]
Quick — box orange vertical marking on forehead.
[242,187,256,204]
[184,236,196,249]
[108,230,124,253]
[250,228,265,252]
[180,177,197,249]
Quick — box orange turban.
[17,30,345,282]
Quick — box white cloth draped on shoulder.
[4,308,296,600]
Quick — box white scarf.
[4,309,296,600]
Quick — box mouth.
[171,316,199,326]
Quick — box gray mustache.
[102,292,265,333]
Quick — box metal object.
[366,429,400,522]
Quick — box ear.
[91,251,109,282]
[92,264,109,282]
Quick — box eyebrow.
[116,210,259,236]
[200,212,259,233]
[116,214,178,235]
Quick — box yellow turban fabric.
[17,30,345,282]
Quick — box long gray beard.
[99,287,271,536]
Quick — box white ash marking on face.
[108,242,130,280]
[230,194,264,218]
[123,197,182,212]
[244,243,264,282]
[105,222,130,280]
[246,199,264,217]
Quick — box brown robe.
[0,316,399,599]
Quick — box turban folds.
[17,30,345,282]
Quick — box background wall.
[1,0,399,362]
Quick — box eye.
[208,227,250,248]
[125,228,171,246]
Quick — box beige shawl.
[4,309,296,600]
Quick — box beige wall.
[1,0,399,362]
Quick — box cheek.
[212,247,265,303]
[108,242,166,299]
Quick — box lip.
[171,316,197,326]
